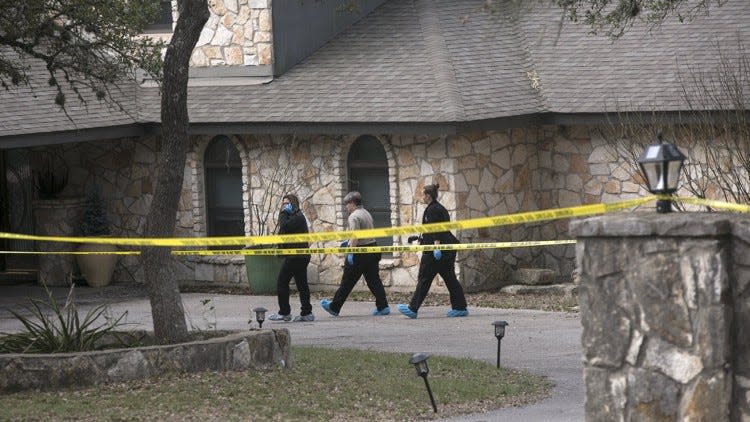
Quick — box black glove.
[407,235,420,244]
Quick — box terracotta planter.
[75,243,118,287]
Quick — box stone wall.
[0,329,290,393]
[190,0,273,67]
[571,213,749,421]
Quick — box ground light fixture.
[492,320,509,368]
[636,134,686,213]
[409,352,437,413]
[253,306,267,328]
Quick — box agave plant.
[0,285,128,354]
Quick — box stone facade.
[189,0,273,67]
[24,124,713,292]
[571,213,750,421]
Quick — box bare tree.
[555,0,727,38]
[598,36,750,209]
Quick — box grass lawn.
[0,346,551,421]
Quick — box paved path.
[0,285,583,421]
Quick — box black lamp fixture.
[492,320,509,368]
[253,306,267,328]
[409,352,437,413]
[636,134,686,213]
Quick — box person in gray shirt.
[320,191,390,316]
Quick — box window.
[347,136,392,248]
[144,1,173,33]
[205,136,244,239]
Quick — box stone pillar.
[32,198,84,286]
[732,219,750,421]
[571,213,738,421]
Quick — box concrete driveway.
[0,285,583,421]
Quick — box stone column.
[732,219,750,421]
[571,213,736,421]
[32,198,84,286]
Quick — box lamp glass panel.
[416,361,429,376]
[495,325,505,338]
[641,162,662,192]
[658,162,669,191]
[666,160,684,191]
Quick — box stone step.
[500,283,578,297]
[509,268,557,286]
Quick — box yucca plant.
[0,285,128,354]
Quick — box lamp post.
[492,320,508,368]
[409,352,437,413]
[253,306,267,328]
[636,134,686,213]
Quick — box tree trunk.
[141,0,209,344]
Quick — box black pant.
[330,252,389,313]
[409,250,467,311]
[277,255,312,316]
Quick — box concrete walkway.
[0,285,583,421]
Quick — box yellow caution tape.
[1,195,747,253]
[0,196,656,247]
[0,240,576,256]
[171,240,578,256]
[0,250,139,255]
[671,196,750,213]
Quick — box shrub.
[0,285,127,353]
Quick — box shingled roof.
[1,0,748,141]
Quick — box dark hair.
[423,183,439,201]
[343,191,362,206]
[283,193,300,210]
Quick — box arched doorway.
[204,136,244,238]
[347,136,392,247]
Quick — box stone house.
[1,0,748,291]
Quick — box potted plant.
[75,187,118,287]
[33,151,69,199]
[244,137,301,294]
[30,150,82,286]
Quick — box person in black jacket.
[397,183,468,319]
[268,194,314,322]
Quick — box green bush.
[0,285,127,353]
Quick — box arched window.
[204,136,244,237]
[347,136,392,247]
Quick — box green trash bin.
[245,254,284,295]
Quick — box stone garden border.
[0,329,290,393]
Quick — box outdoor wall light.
[253,306,267,328]
[409,352,437,413]
[492,320,509,368]
[636,134,686,213]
